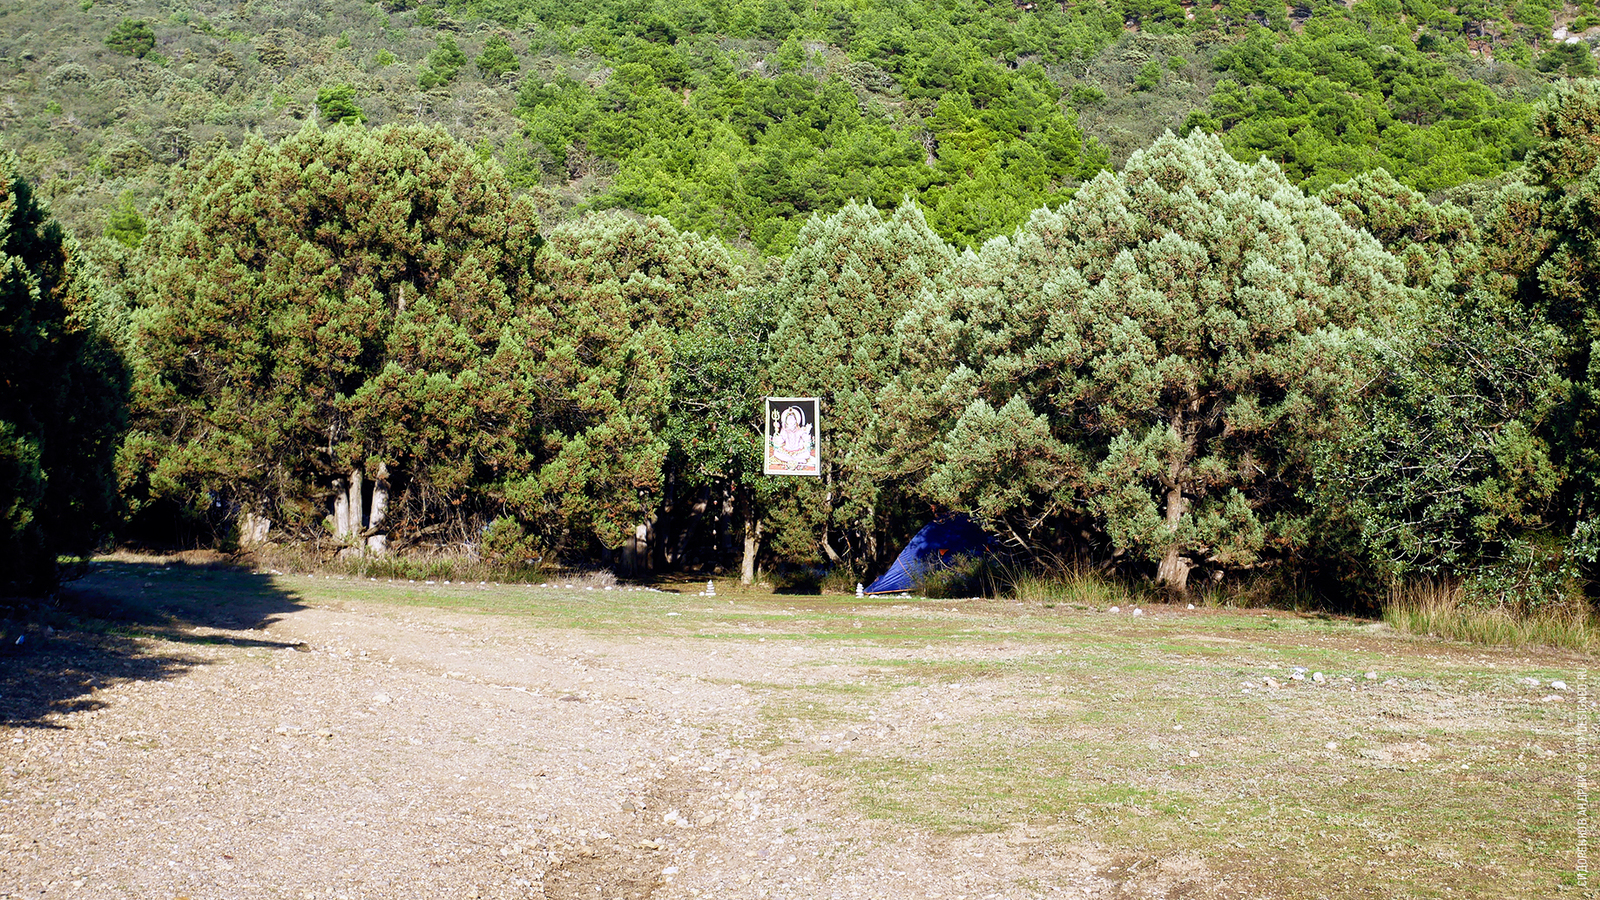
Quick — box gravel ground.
[1,584,1192,900]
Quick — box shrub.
[1070,83,1106,106]
[915,554,1002,599]
[476,35,519,79]
[820,566,861,595]
[1384,578,1596,650]
[479,517,543,570]
[1462,525,1598,615]
[1133,58,1162,91]
[105,19,155,58]
[314,84,366,125]
[771,565,824,594]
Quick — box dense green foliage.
[476,34,522,80]
[104,19,155,59]
[109,115,1595,601]
[315,84,368,125]
[1202,16,1533,193]
[765,201,956,564]
[0,155,127,592]
[1307,83,1600,607]
[0,0,1596,607]
[520,209,740,549]
[884,132,1413,591]
[0,0,1565,257]
[124,124,545,546]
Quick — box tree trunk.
[1157,542,1192,593]
[332,476,350,540]
[740,488,759,585]
[865,502,877,562]
[369,463,389,531]
[346,467,364,533]
[623,522,650,575]
[1156,403,1196,594]
[820,535,843,564]
[366,463,390,555]
[820,482,842,564]
[1156,478,1192,592]
[240,512,271,546]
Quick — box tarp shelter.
[864,514,991,595]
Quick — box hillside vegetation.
[0,0,1578,251]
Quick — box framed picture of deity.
[763,397,821,476]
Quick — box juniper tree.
[889,131,1411,591]
[766,201,957,567]
[1469,79,1600,557]
[1318,169,1479,291]
[127,124,542,549]
[506,211,740,553]
[1311,170,1566,579]
[1,155,127,591]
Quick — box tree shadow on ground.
[0,559,305,729]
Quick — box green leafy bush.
[418,35,465,89]
[314,84,366,124]
[1133,58,1162,91]
[105,19,155,58]
[479,517,544,570]
[1536,43,1598,77]
[916,554,1001,599]
[475,34,519,79]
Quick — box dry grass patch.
[1384,579,1597,651]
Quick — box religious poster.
[763,397,821,476]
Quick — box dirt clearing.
[2,562,1593,898]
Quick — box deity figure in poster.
[774,406,814,467]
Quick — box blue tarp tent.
[863,514,991,595]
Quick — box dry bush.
[1384,577,1597,650]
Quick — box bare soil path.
[1,563,1592,899]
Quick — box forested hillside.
[0,0,1580,252]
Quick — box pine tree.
[896,131,1412,591]
[104,193,146,249]
[104,19,155,59]
[1318,169,1478,290]
[507,212,741,553]
[766,201,957,568]
[128,124,542,550]
[1,154,127,591]
[314,84,367,126]
[475,35,520,80]
[419,36,467,90]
